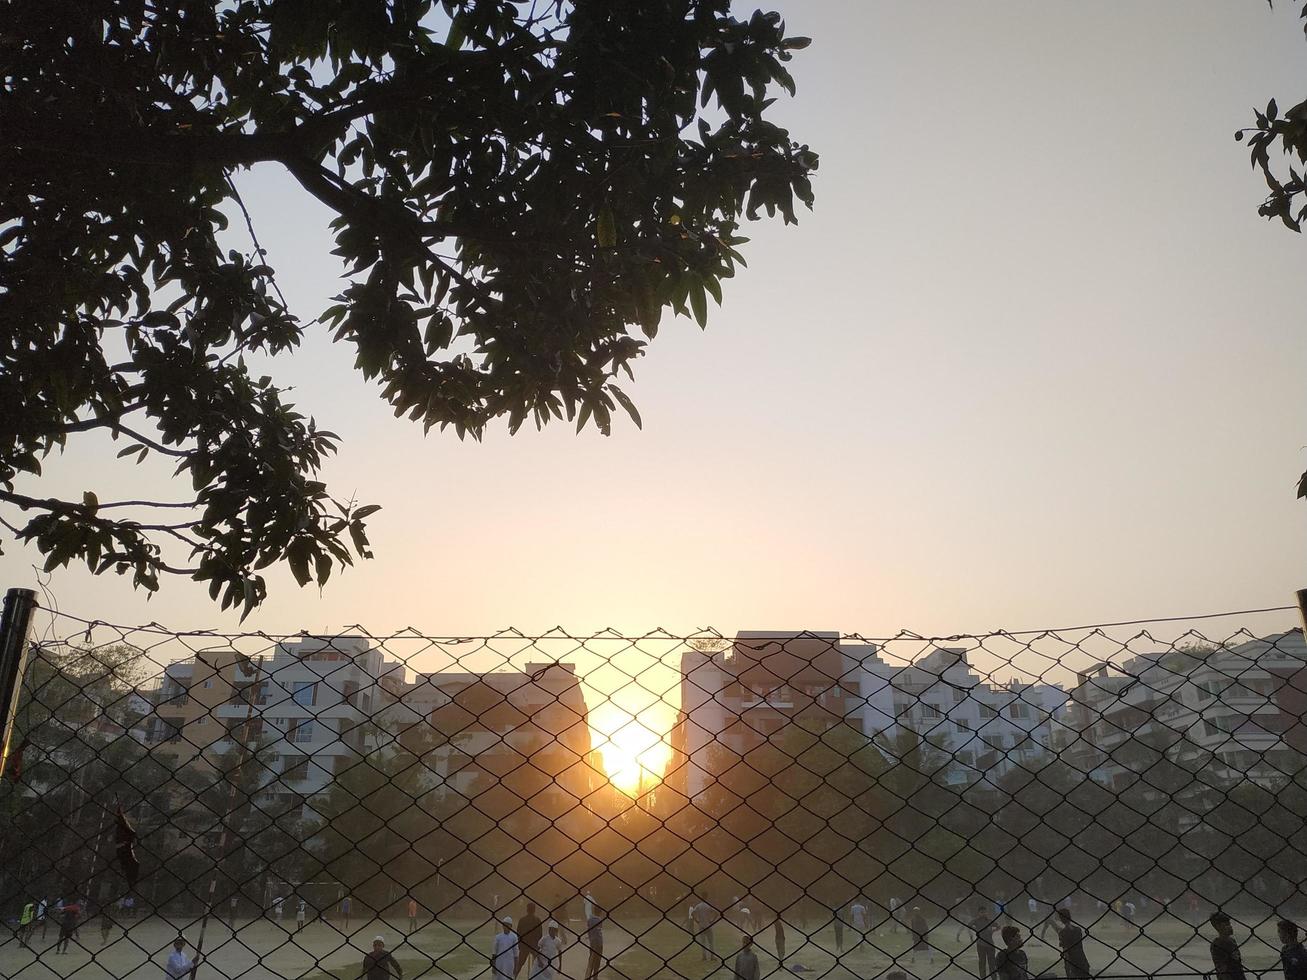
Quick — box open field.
[0,911,1293,980]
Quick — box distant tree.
[0,0,818,614]
[0,642,173,905]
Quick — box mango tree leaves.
[0,0,818,613]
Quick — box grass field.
[0,910,1292,980]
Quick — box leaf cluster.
[1,0,817,612]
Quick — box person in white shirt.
[493,917,519,980]
[296,898,307,931]
[534,921,563,980]
[850,901,867,934]
[272,896,284,922]
[164,936,196,979]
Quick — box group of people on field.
[486,896,605,980]
[13,896,91,953]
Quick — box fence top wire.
[3,599,1306,980]
[31,602,1298,643]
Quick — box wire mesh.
[2,605,1306,980]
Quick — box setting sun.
[589,702,673,796]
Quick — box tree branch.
[115,425,189,458]
[0,489,199,525]
[53,402,147,436]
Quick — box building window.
[282,757,311,783]
[287,719,316,744]
[952,688,965,703]
[292,682,318,707]
[955,718,970,731]
[1008,703,1030,720]
[920,704,942,719]
[1212,714,1243,733]
[979,705,997,719]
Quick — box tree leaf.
[609,385,642,430]
[690,280,708,328]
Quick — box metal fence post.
[0,587,38,777]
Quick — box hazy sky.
[5,2,1306,648]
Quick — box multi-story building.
[669,631,856,799]
[1059,629,1307,790]
[142,643,598,822]
[144,637,406,815]
[860,645,1067,786]
[144,649,251,765]
[669,632,1068,798]
[391,662,597,812]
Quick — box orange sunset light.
[589,702,674,796]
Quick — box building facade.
[1059,630,1307,790]
[669,632,1069,798]
[142,643,597,821]
[669,631,860,799]
[857,645,1067,786]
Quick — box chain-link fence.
[2,601,1306,980]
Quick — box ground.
[0,910,1290,980]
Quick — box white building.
[1060,630,1307,791]
[208,636,406,810]
[670,633,1068,798]
[846,645,1067,786]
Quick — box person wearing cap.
[493,917,519,980]
[361,936,403,980]
[164,936,197,980]
[534,920,564,980]
[908,907,931,965]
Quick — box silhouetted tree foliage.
[0,0,818,614]
[1239,4,1307,496]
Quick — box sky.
[4,2,1306,671]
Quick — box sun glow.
[590,703,673,796]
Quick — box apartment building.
[861,645,1067,786]
[144,637,406,815]
[144,649,252,766]
[143,643,599,821]
[390,662,597,811]
[669,631,856,799]
[1059,629,1307,790]
[669,632,1068,799]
